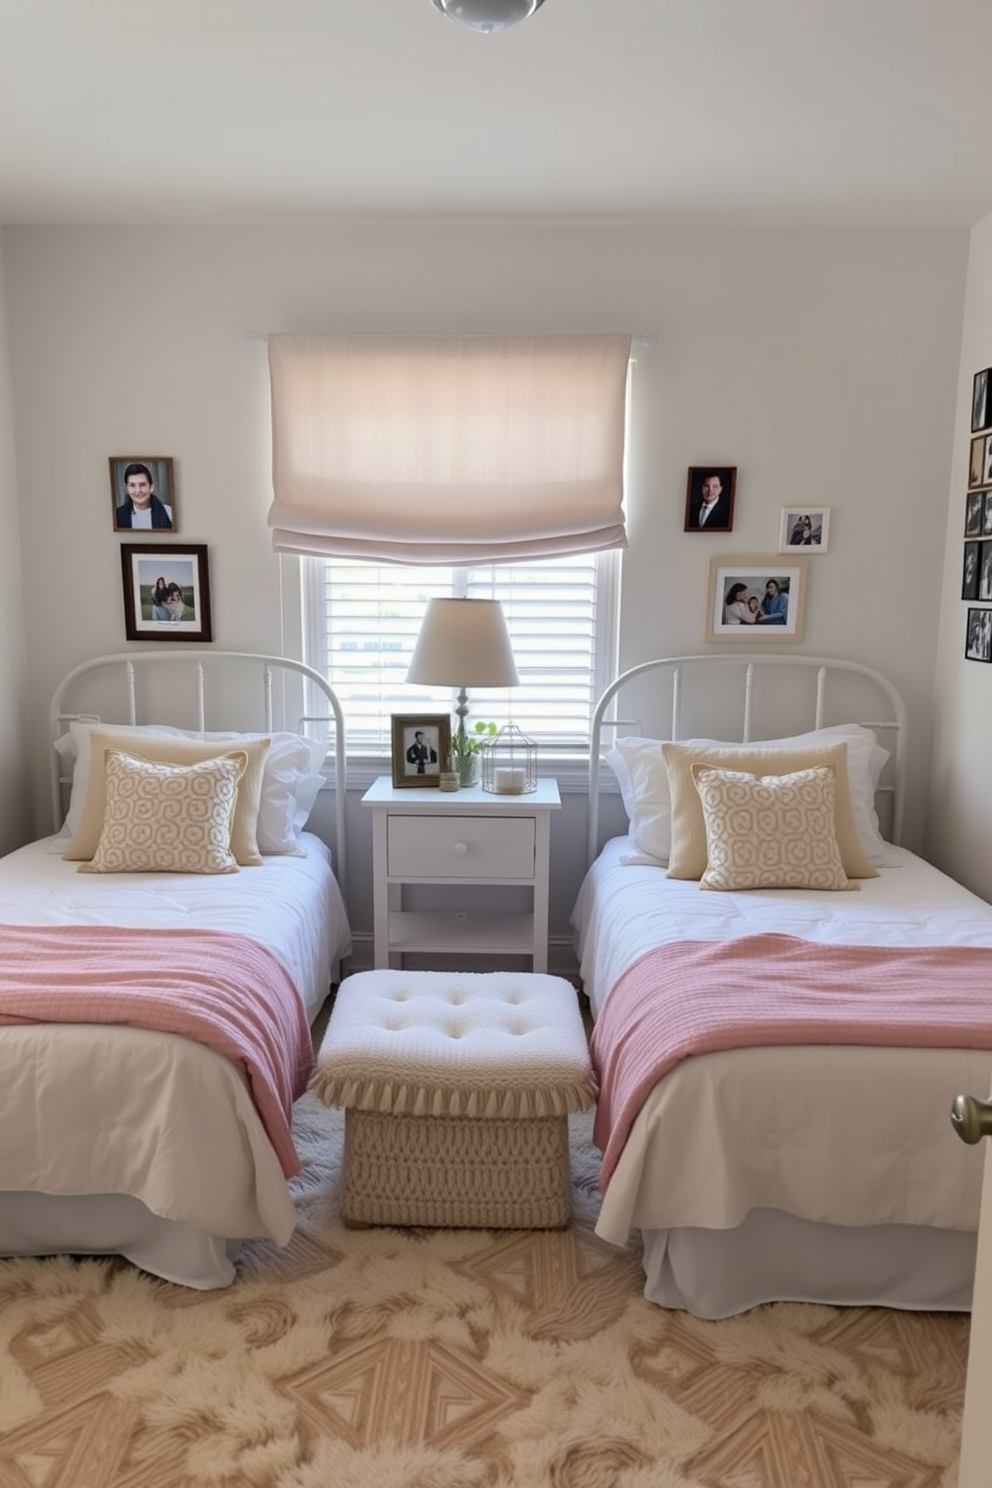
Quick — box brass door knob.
[950,1093,992,1145]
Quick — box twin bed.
[573,653,992,1318]
[0,651,351,1289]
[4,648,991,1319]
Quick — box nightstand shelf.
[362,776,561,970]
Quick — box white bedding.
[572,836,992,1267]
[0,832,351,1285]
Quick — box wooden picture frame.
[966,607,992,662]
[706,556,807,643]
[778,507,830,553]
[683,467,737,532]
[390,714,451,789]
[109,456,177,532]
[120,543,211,642]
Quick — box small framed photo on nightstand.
[391,714,451,788]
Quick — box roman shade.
[266,333,630,564]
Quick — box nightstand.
[361,775,561,971]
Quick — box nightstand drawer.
[387,815,536,880]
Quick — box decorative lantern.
[481,724,537,795]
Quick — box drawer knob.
[453,842,469,856]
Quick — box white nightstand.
[361,775,561,971]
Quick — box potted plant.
[448,720,498,786]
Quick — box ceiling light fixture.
[431,0,545,34]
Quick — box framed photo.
[778,508,830,553]
[969,436,988,490]
[963,541,981,600]
[979,542,992,603]
[966,489,984,537]
[109,456,177,532]
[683,467,736,532]
[705,557,808,643]
[973,368,992,434]
[390,714,451,789]
[965,608,992,662]
[120,543,211,642]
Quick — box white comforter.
[0,833,351,1249]
[572,837,992,1245]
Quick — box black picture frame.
[120,543,211,642]
[963,542,981,600]
[969,435,988,490]
[109,456,177,532]
[684,466,737,532]
[966,607,992,662]
[390,714,451,789]
[966,490,984,537]
[973,369,992,434]
[979,542,992,603]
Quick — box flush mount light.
[431,0,546,33]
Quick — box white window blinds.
[267,333,631,564]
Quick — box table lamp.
[406,598,520,762]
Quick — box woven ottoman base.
[311,970,596,1231]
[343,1108,571,1229]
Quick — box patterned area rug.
[0,1096,968,1488]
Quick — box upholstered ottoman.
[311,970,596,1229]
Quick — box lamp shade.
[406,598,520,688]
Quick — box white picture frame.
[706,557,808,643]
[778,508,830,553]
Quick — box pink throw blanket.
[591,934,992,1191]
[0,924,314,1178]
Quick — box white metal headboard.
[49,651,347,887]
[586,653,908,868]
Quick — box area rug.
[0,1097,967,1488]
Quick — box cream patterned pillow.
[690,764,856,892]
[661,740,877,881]
[79,750,248,875]
[63,728,270,865]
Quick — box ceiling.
[1,0,991,229]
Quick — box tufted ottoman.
[310,970,596,1229]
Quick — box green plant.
[448,720,498,777]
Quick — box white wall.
[928,211,992,898]
[0,237,32,854]
[0,223,969,960]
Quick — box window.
[303,549,619,758]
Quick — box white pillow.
[604,738,671,863]
[603,723,890,869]
[57,720,326,854]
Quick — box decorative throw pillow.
[56,721,322,854]
[690,764,856,892]
[662,740,877,880]
[79,750,248,875]
[62,728,270,865]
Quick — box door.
[952,1093,992,1486]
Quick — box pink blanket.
[0,924,314,1178]
[591,933,992,1190]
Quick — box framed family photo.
[120,543,212,642]
[390,714,451,789]
[706,557,807,643]
[966,489,984,537]
[109,456,177,531]
[683,467,737,532]
[778,507,830,553]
